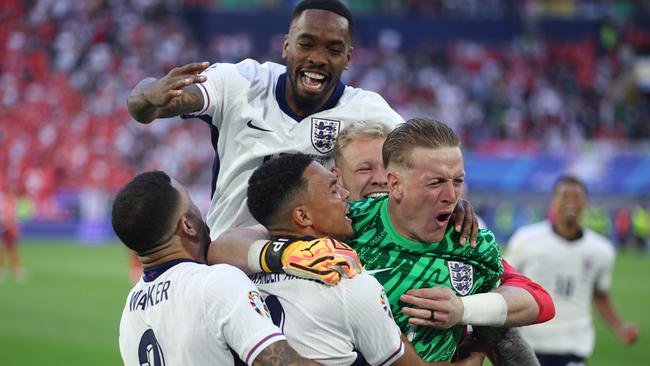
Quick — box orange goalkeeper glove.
[259,237,362,286]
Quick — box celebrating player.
[126,0,478,257]
[210,119,542,363]
[112,171,320,366]
[506,175,639,366]
[329,120,554,330]
[244,153,485,365]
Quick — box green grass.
[0,240,648,365]
[0,240,132,366]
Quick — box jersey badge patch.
[248,291,271,318]
[311,118,340,154]
[380,289,394,319]
[447,261,473,296]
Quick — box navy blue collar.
[143,258,200,282]
[275,73,345,122]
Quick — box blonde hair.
[382,118,461,169]
[332,121,392,164]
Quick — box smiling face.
[551,181,587,228]
[283,9,351,116]
[387,146,465,243]
[301,161,354,240]
[333,137,388,200]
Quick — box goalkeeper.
[235,152,486,365]
[209,119,542,363]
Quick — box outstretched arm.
[127,62,209,123]
[593,290,639,345]
[208,225,269,274]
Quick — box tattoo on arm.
[157,84,204,118]
[253,341,320,366]
[473,327,540,366]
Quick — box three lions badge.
[311,118,340,154]
[447,261,474,296]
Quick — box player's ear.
[292,205,311,228]
[345,45,353,69]
[331,166,344,187]
[180,216,198,237]
[282,34,289,59]
[387,171,403,201]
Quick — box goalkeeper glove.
[259,237,362,286]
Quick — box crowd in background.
[0,0,649,247]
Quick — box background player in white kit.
[505,175,639,366]
[126,0,477,249]
[111,171,320,366]
[244,153,485,366]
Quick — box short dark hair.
[111,171,181,255]
[383,118,461,169]
[292,0,354,35]
[553,175,588,195]
[248,153,314,227]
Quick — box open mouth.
[365,192,388,199]
[435,212,452,225]
[300,71,327,92]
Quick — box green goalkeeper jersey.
[347,196,504,362]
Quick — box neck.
[139,239,197,268]
[269,225,320,239]
[386,200,413,241]
[553,220,582,241]
[285,81,331,118]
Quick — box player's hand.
[143,62,209,107]
[400,286,463,329]
[259,237,362,286]
[452,198,478,248]
[616,323,640,345]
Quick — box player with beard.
[506,176,639,366]
[126,0,478,259]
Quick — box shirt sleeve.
[345,273,404,366]
[500,258,555,323]
[595,242,615,293]
[205,265,286,366]
[362,91,404,129]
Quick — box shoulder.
[511,221,552,242]
[584,229,616,258]
[348,196,385,216]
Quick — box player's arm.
[593,290,639,345]
[253,341,322,366]
[127,62,209,123]
[399,267,552,330]
[208,226,362,285]
[208,225,269,274]
[471,326,540,366]
[393,334,484,366]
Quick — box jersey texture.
[348,196,503,361]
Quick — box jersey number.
[556,276,575,298]
[138,329,166,366]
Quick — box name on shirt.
[129,280,171,311]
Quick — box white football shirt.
[189,59,404,239]
[505,221,615,357]
[119,259,285,366]
[250,272,405,366]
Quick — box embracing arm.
[472,326,539,366]
[208,225,269,274]
[127,62,208,123]
[393,334,485,366]
[400,259,554,329]
[253,341,321,366]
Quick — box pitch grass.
[0,240,648,365]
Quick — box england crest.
[447,261,473,296]
[311,118,340,154]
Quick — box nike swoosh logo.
[246,120,273,132]
[365,267,394,276]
